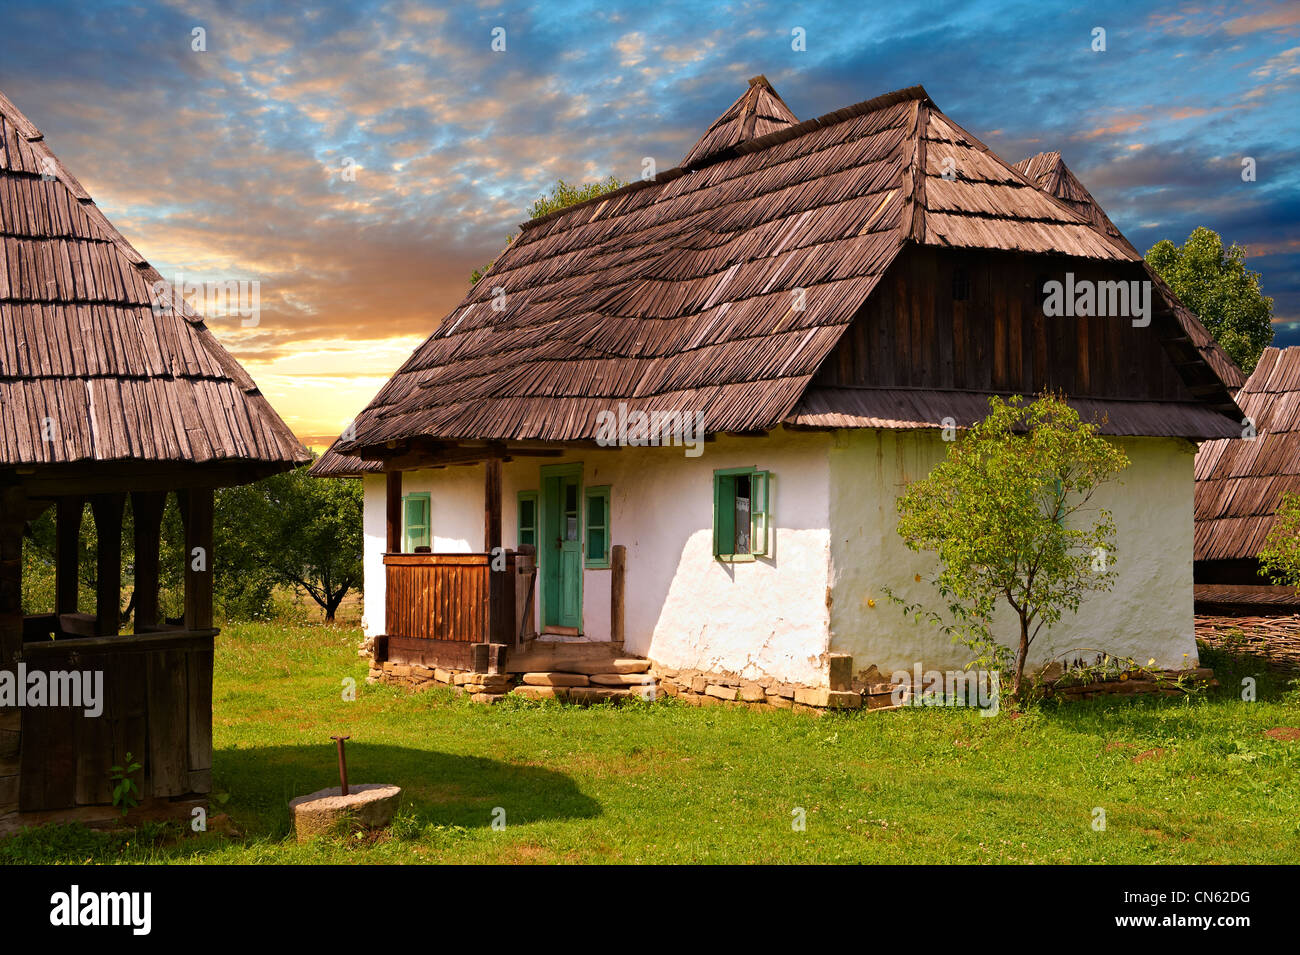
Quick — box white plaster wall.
[827,429,1200,678]
[361,473,387,637]
[358,429,835,684]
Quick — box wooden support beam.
[611,544,626,646]
[0,488,25,671]
[385,470,402,553]
[54,496,83,616]
[90,493,125,637]
[182,487,214,631]
[130,491,167,632]
[484,457,502,553]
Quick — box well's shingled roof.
[1195,347,1300,563]
[0,90,308,470]
[314,82,1240,475]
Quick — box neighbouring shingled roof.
[1014,150,1246,392]
[0,89,309,470]
[1195,347,1300,562]
[680,74,799,169]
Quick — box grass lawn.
[4,621,1299,864]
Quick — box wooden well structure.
[0,90,308,832]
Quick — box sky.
[1,0,1297,445]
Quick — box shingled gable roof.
[680,75,799,168]
[0,90,309,472]
[1195,347,1300,563]
[1014,150,1246,392]
[316,81,1240,475]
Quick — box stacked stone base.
[653,667,907,714]
[368,656,660,704]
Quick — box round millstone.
[289,784,401,843]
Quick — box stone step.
[507,644,649,675]
[589,672,656,686]
[521,672,590,687]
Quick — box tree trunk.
[1013,613,1030,699]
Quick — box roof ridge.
[519,84,932,234]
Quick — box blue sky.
[1,0,1296,438]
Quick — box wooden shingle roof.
[681,75,799,169]
[0,90,308,471]
[1195,347,1300,562]
[316,82,1240,473]
[1014,150,1245,392]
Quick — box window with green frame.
[402,492,431,552]
[713,468,771,561]
[584,485,611,568]
[517,490,538,549]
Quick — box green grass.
[3,623,1299,863]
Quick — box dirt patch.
[1132,748,1166,764]
[1264,727,1300,742]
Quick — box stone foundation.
[652,665,906,714]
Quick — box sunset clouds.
[1,0,1296,442]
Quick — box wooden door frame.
[538,461,583,633]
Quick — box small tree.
[1146,227,1273,373]
[1258,492,1300,589]
[894,395,1130,698]
[218,466,363,622]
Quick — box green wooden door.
[541,466,583,630]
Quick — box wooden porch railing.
[384,552,534,646]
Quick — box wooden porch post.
[0,489,25,667]
[130,490,166,631]
[385,470,402,554]
[54,496,83,615]
[484,457,502,553]
[0,489,23,816]
[182,487,214,631]
[611,544,626,646]
[90,493,125,636]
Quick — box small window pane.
[734,474,751,555]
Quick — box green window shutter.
[751,470,771,555]
[713,472,736,559]
[584,485,611,568]
[517,491,538,548]
[402,492,431,552]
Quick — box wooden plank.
[183,487,213,631]
[385,470,402,553]
[484,457,502,552]
[19,700,77,811]
[611,540,626,647]
[187,645,213,793]
[146,648,190,797]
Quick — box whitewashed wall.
[359,429,834,685]
[827,430,1200,678]
[360,427,1197,686]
